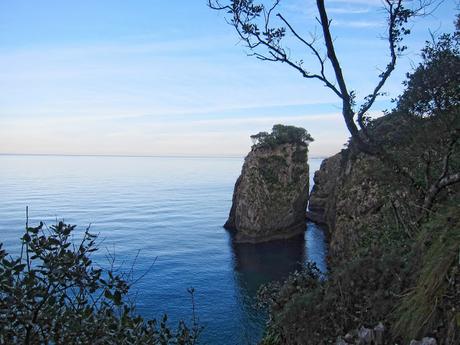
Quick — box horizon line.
[0,152,329,160]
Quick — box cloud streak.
[332,20,384,28]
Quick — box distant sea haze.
[0,152,329,159]
[0,154,326,345]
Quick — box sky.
[0,0,457,157]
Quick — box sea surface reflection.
[231,234,306,343]
[0,155,326,345]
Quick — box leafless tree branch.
[209,0,453,216]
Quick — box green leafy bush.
[0,221,201,345]
[250,124,313,149]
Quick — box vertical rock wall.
[225,143,310,243]
[308,148,409,261]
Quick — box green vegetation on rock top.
[250,124,314,149]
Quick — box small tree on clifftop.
[250,124,313,148]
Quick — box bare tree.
[209,0,459,217]
[209,0,435,151]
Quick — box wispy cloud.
[1,108,387,157]
[332,20,384,28]
[327,7,371,15]
[283,0,380,17]
[329,0,381,5]
[0,37,340,121]
[0,35,234,59]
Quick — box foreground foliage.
[0,221,201,345]
[259,200,459,345]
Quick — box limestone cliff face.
[308,148,410,261]
[307,152,343,229]
[225,143,310,243]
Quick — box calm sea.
[0,155,326,345]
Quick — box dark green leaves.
[0,220,201,344]
[250,124,314,149]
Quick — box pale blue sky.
[0,0,456,157]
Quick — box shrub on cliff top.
[0,221,201,344]
[250,124,314,149]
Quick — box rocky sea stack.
[225,124,313,243]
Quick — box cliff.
[260,114,459,344]
[225,142,310,243]
[308,147,400,261]
[258,33,460,343]
[306,151,343,229]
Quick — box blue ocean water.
[0,155,326,345]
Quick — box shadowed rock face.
[307,148,382,260]
[307,146,404,262]
[306,152,343,230]
[224,143,309,243]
